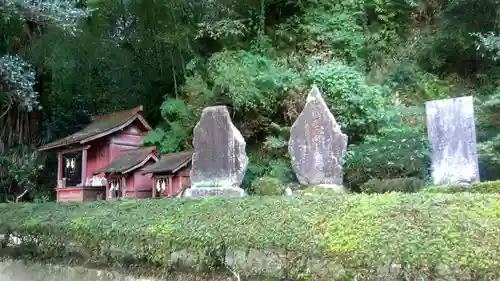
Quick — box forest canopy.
[2,0,500,201]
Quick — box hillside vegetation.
[2,0,500,198]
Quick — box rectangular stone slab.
[425,96,480,185]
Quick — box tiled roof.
[142,151,192,174]
[38,106,151,151]
[94,146,158,174]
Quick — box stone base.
[447,182,473,189]
[182,187,246,198]
[317,184,348,193]
[431,162,479,186]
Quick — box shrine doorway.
[108,177,124,199]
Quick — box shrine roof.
[38,106,152,151]
[142,150,192,174]
[94,146,158,174]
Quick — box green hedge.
[424,180,500,194]
[0,193,499,280]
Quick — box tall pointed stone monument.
[288,85,348,190]
[425,96,480,185]
[185,105,248,197]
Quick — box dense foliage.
[3,0,500,199]
[1,193,499,280]
[0,146,46,202]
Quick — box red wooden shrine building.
[38,106,192,202]
[142,151,192,197]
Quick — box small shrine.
[94,146,158,199]
[142,151,192,197]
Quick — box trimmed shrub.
[424,180,500,194]
[360,177,424,194]
[0,194,499,280]
[472,180,500,193]
[251,177,286,196]
[423,183,472,193]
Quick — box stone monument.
[288,85,348,190]
[425,96,480,185]
[186,105,248,197]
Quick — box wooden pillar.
[152,176,157,198]
[121,176,126,198]
[168,174,173,195]
[106,177,110,199]
[81,148,88,186]
[57,151,63,188]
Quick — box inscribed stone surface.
[288,85,348,186]
[425,96,480,185]
[189,106,248,190]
